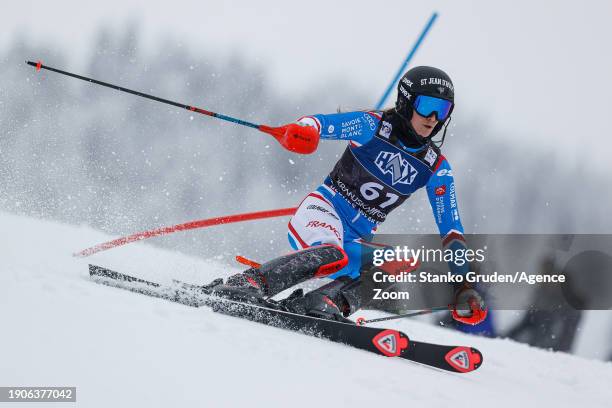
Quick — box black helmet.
[396,66,454,140]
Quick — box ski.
[89,264,483,373]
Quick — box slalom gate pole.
[26,61,318,154]
[73,207,297,258]
[375,12,438,109]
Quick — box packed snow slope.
[2,212,612,408]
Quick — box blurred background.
[2,0,611,359]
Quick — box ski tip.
[88,264,98,276]
[88,264,111,279]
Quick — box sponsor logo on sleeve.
[449,183,456,208]
[341,118,363,139]
[363,113,377,131]
[435,185,446,196]
[436,169,453,177]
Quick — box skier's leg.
[283,192,368,320]
[213,193,348,303]
[287,191,344,251]
[213,245,348,303]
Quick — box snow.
[2,212,611,407]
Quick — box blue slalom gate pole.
[375,12,438,109]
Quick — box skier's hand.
[281,123,320,154]
[451,285,488,325]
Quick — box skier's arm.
[296,111,382,145]
[425,157,469,276]
[426,159,488,325]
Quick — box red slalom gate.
[74,207,297,258]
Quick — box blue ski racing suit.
[287,109,468,280]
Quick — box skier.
[213,66,487,325]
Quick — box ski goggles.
[412,95,453,121]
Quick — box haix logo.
[375,151,418,185]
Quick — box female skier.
[213,66,487,326]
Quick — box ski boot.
[210,244,348,305]
[210,268,268,304]
[282,276,362,322]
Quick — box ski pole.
[355,303,467,326]
[25,60,319,154]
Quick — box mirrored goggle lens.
[413,95,453,120]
